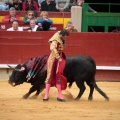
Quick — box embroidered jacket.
[49,31,66,59]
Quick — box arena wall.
[0,31,120,81]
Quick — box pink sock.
[56,84,63,99]
[44,84,51,99]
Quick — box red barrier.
[0,31,120,81]
[96,70,120,81]
[0,31,120,66]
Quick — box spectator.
[69,0,97,12]
[9,0,22,11]
[38,0,45,10]
[55,0,70,12]
[65,21,78,32]
[37,11,53,31]
[41,0,56,12]
[22,0,39,11]
[7,20,23,31]
[2,7,22,23]
[0,0,9,10]
[77,0,97,13]
[69,0,77,10]
[27,19,43,32]
[23,10,36,24]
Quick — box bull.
[8,55,109,101]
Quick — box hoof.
[74,98,79,101]
[22,94,29,99]
[88,97,93,101]
[22,96,28,99]
[106,97,110,101]
[57,97,66,102]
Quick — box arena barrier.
[0,31,120,81]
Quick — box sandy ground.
[0,81,120,120]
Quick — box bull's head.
[8,64,26,86]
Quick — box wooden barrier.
[0,31,120,81]
[0,31,120,65]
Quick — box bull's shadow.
[8,55,109,101]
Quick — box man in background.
[66,21,78,32]
[2,7,22,23]
[7,20,23,31]
[40,0,56,11]
[27,19,43,32]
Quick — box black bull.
[8,55,109,101]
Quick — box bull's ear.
[7,64,15,69]
[15,67,25,72]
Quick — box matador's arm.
[50,40,60,59]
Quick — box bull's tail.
[94,82,109,101]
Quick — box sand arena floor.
[0,81,120,120]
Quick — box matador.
[43,29,70,102]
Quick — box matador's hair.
[59,29,70,37]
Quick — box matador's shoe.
[43,98,49,102]
[57,97,66,102]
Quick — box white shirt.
[31,25,38,32]
[7,27,23,31]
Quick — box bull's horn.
[7,64,15,69]
[15,67,25,72]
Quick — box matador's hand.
[58,58,62,62]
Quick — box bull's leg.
[75,80,86,100]
[86,81,94,101]
[32,85,45,99]
[22,86,37,99]
[31,89,40,99]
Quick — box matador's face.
[59,34,66,40]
